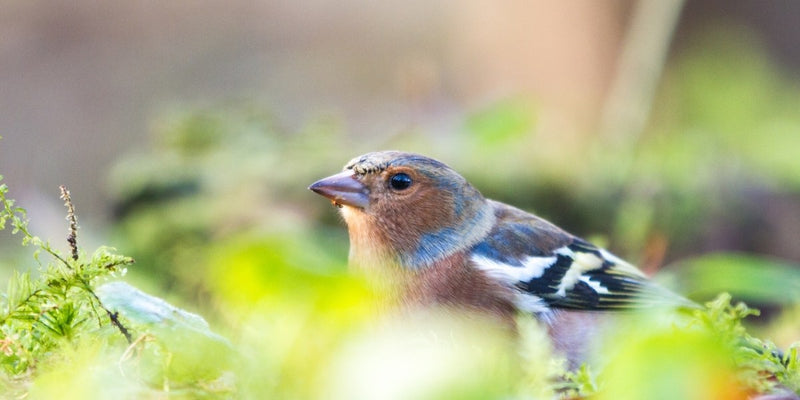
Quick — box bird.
[309,150,695,363]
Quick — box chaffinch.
[309,151,693,361]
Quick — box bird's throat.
[341,206,399,270]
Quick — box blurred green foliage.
[107,103,352,300]
[600,329,746,400]
[2,188,798,398]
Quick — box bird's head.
[309,151,495,270]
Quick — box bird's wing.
[470,201,695,313]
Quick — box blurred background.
[2,0,800,397]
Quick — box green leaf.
[674,253,800,304]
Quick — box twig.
[599,0,686,255]
[78,277,133,344]
[59,185,79,261]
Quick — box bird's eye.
[389,173,412,191]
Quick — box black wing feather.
[474,201,697,311]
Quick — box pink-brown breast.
[401,250,518,324]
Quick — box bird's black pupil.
[390,173,412,190]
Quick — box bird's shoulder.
[471,200,573,265]
[469,200,692,313]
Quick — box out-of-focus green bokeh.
[2,1,800,398]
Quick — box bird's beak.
[308,171,370,209]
